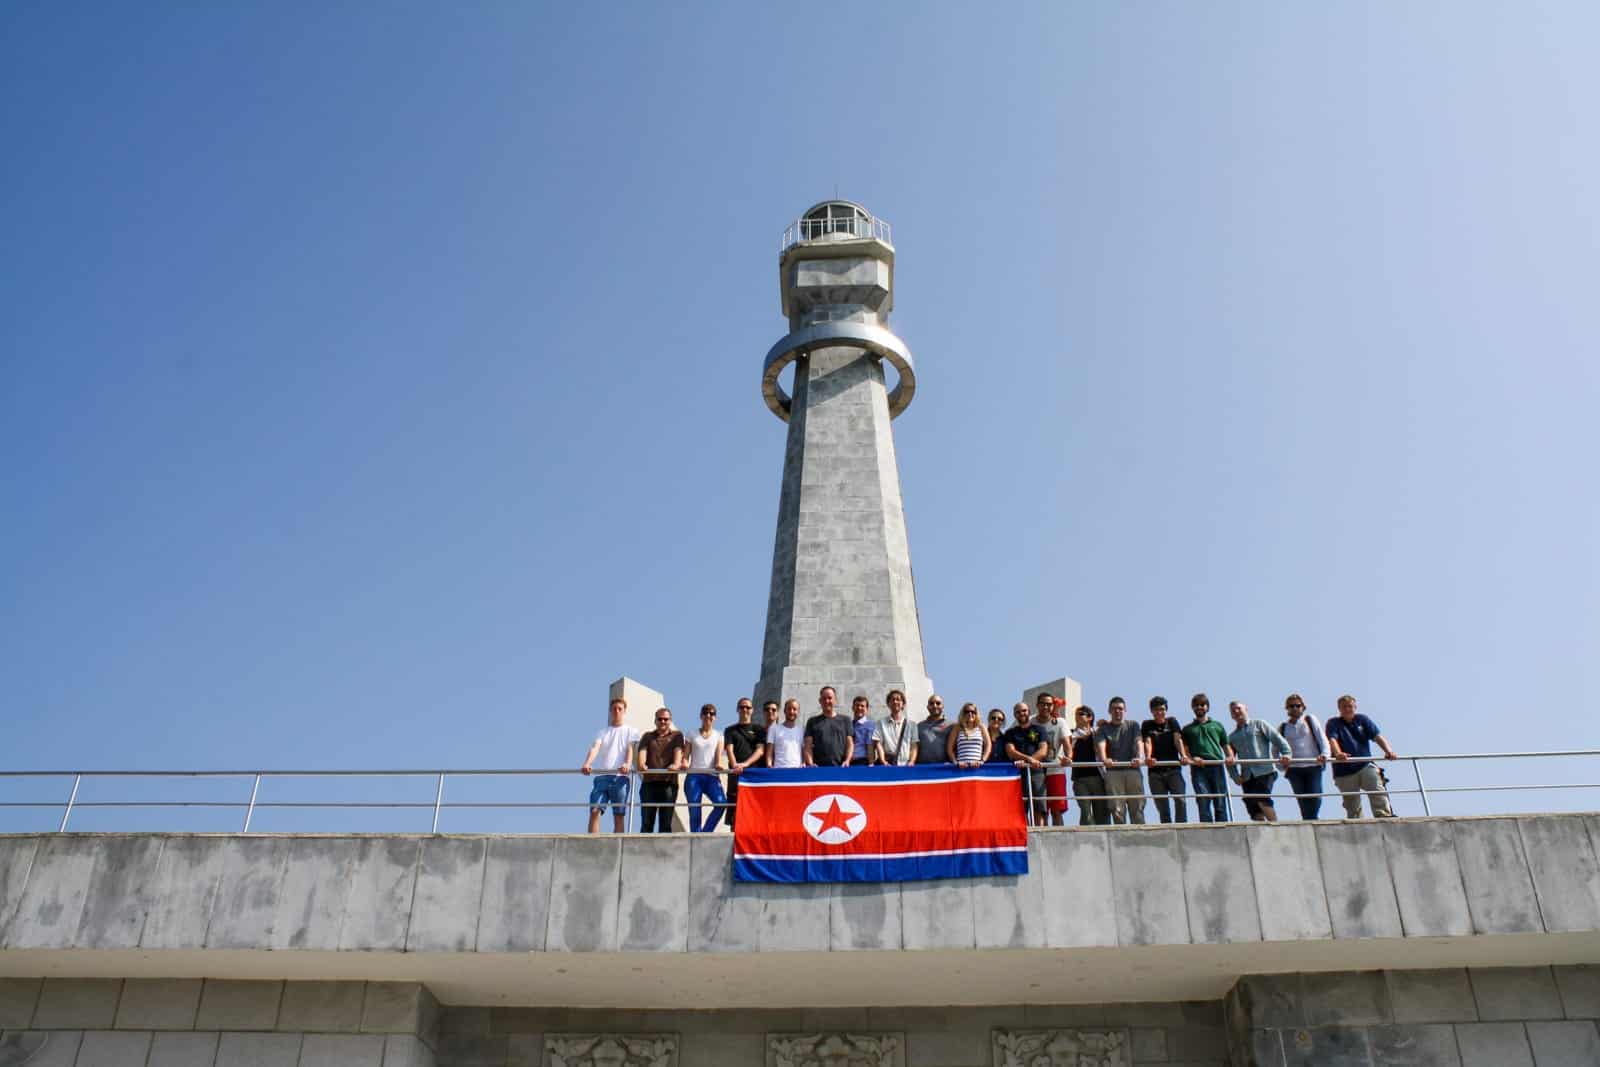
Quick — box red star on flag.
[809,796,860,836]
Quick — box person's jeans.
[586,774,630,816]
[1103,768,1146,825]
[683,773,726,833]
[1072,774,1110,825]
[1286,765,1324,820]
[638,777,678,833]
[1191,764,1231,823]
[724,773,741,829]
[1148,766,1188,823]
[1335,764,1394,818]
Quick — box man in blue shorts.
[580,698,639,833]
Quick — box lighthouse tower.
[754,202,934,716]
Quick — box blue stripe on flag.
[732,848,1028,884]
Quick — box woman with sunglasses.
[986,709,1011,764]
[946,703,992,768]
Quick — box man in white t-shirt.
[580,698,640,833]
[765,698,805,769]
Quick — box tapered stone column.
[754,202,933,714]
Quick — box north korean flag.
[731,765,1029,883]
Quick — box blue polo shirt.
[1325,713,1383,776]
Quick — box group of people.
[579,687,1400,833]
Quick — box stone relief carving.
[545,1033,678,1067]
[768,1031,903,1067]
[991,1028,1130,1067]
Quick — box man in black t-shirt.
[803,686,854,767]
[1141,696,1191,824]
[722,698,767,829]
[1002,703,1049,826]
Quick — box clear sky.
[3,3,1596,832]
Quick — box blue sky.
[3,3,1596,831]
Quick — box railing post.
[430,773,446,834]
[242,773,262,832]
[58,774,82,832]
[1413,758,1431,816]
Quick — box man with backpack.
[1280,693,1330,820]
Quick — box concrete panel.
[0,1031,81,1067]
[205,838,291,950]
[277,981,365,1033]
[831,881,902,951]
[408,838,487,953]
[337,838,420,952]
[1036,831,1116,949]
[757,882,831,952]
[0,978,41,1029]
[1383,820,1472,937]
[31,979,121,1029]
[1279,1026,1370,1066]
[617,837,690,953]
[1552,965,1600,1020]
[686,835,759,953]
[361,983,425,1035]
[3,836,98,949]
[149,1032,221,1067]
[75,835,165,950]
[972,835,1044,950]
[1457,1023,1533,1067]
[115,978,202,1030]
[1109,830,1190,947]
[1179,827,1261,944]
[196,980,283,1031]
[1454,820,1542,935]
[0,837,39,945]
[1316,823,1403,940]
[76,1031,151,1067]
[1368,1024,1462,1066]
[1520,817,1600,933]
[140,836,228,950]
[547,837,621,953]
[215,1032,302,1067]
[382,1036,438,1067]
[1471,968,1563,1022]
[272,838,358,951]
[899,878,974,951]
[1249,825,1332,942]
[300,1033,385,1067]
[1387,969,1478,1024]
[1526,1021,1600,1065]
[475,837,556,953]
[1302,970,1391,1026]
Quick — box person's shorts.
[1241,773,1277,818]
[1044,769,1069,813]
[588,774,630,815]
[1020,768,1048,806]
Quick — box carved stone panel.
[768,1031,904,1067]
[992,1028,1130,1067]
[545,1033,679,1067]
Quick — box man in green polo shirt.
[1181,693,1234,822]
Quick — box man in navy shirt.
[1324,694,1400,818]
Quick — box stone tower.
[754,201,934,715]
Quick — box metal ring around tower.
[761,322,917,423]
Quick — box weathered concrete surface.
[0,816,1598,1014]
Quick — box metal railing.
[1,751,1597,835]
[781,214,892,252]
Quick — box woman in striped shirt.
[947,703,992,767]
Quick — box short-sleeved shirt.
[1325,713,1383,776]
[1035,719,1065,761]
[724,722,767,767]
[878,716,915,764]
[768,722,804,767]
[589,725,639,773]
[850,715,879,761]
[1002,724,1045,762]
[1182,718,1230,763]
[1095,720,1143,763]
[1141,718,1184,764]
[987,730,1012,763]
[1069,728,1102,779]
[915,719,952,764]
[687,730,721,771]
[805,713,852,766]
[640,729,686,775]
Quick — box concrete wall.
[1225,966,1600,1066]
[0,979,436,1066]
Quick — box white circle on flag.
[802,792,867,845]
